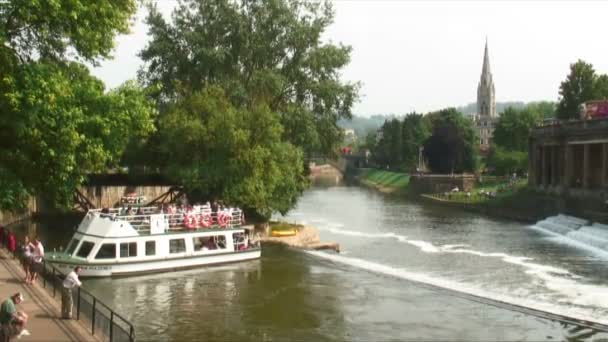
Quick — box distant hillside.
[457,101,527,116]
[338,114,395,138]
[340,101,554,136]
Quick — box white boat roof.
[77,213,139,238]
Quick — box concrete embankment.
[258,226,340,252]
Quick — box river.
[13,185,608,341]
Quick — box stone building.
[472,40,497,151]
[529,119,608,200]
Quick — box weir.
[534,214,608,253]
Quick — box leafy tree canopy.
[0,62,156,209]
[140,0,359,156]
[1,0,136,63]
[556,60,608,120]
[487,147,528,176]
[0,0,153,210]
[423,108,478,174]
[493,107,541,152]
[157,86,307,217]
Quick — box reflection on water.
[6,186,608,341]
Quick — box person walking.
[61,267,82,319]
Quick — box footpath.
[0,250,95,341]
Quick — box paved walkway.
[0,250,95,341]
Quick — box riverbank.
[352,168,602,223]
[355,169,410,194]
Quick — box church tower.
[477,39,496,118]
[475,39,497,150]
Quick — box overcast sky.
[90,0,608,117]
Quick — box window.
[169,239,186,254]
[65,238,80,255]
[145,241,156,256]
[76,241,95,258]
[193,237,205,252]
[95,244,116,259]
[120,242,137,258]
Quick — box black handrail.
[0,232,136,342]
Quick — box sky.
[90,0,608,117]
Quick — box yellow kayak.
[270,229,297,237]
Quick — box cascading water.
[533,214,608,253]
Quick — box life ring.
[218,212,230,228]
[199,213,212,228]
[184,213,196,229]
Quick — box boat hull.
[49,249,261,277]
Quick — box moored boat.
[46,205,261,277]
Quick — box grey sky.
[90,0,608,116]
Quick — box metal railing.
[0,231,135,342]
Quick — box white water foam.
[314,225,608,322]
[306,250,608,325]
[530,224,608,259]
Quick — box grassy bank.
[356,169,410,193]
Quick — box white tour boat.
[46,205,261,277]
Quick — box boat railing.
[0,234,136,342]
[94,208,245,234]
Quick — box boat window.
[145,241,156,256]
[193,235,226,251]
[233,232,248,251]
[169,239,186,254]
[95,243,116,259]
[120,242,137,258]
[75,241,95,259]
[65,238,80,255]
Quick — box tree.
[493,107,541,152]
[526,101,556,120]
[0,0,150,210]
[423,108,478,174]
[556,60,598,119]
[487,147,528,175]
[401,113,430,171]
[156,86,307,217]
[0,62,156,208]
[140,0,359,156]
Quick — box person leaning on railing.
[61,266,82,319]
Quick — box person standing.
[61,267,82,319]
[28,237,44,285]
[20,237,33,284]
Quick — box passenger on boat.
[126,206,133,216]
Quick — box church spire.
[477,38,496,118]
[481,38,491,81]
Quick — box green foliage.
[371,113,429,170]
[487,147,528,175]
[556,60,608,120]
[423,108,478,173]
[0,0,143,211]
[140,0,359,156]
[493,107,541,152]
[157,86,307,217]
[0,62,155,209]
[0,0,136,63]
[360,169,410,188]
[525,101,556,120]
